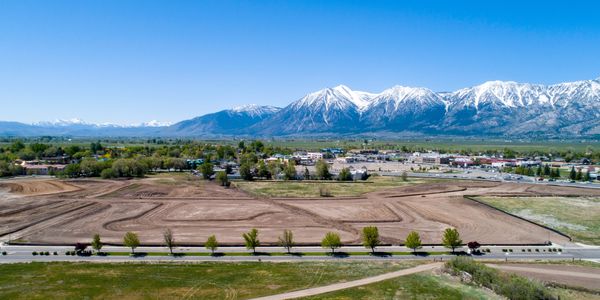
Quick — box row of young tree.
[85,227,467,256]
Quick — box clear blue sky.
[1,0,600,124]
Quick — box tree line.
[82,226,468,256]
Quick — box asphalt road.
[2,244,600,264]
[388,170,600,189]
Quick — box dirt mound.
[0,180,80,196]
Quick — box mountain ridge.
[2,77,600,137]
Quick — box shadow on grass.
[370,251,392,257]
[327,252,349,258]
[251,252,275,256]
[210,253,225,257]
[131,252,147,257]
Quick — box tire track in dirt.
[1,201,97,240]
[264,198,361,241]
[102,202,164,231]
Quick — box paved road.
[249,263,443,300]
[1,249,599,264]
[395,171,600,189]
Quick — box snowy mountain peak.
[135,120,173,127]
[34,118,89,127]
[33,118,172,128]
[293,84,376,111]
[230,104,281,118]
[449,80,549,108]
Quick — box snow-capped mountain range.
[33,118,173,128]
[2,77,600,137]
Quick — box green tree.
[283,161,297,180]
[199,162,214,180]
[321,232,342,254]
[543,164,551,176]
[303,167,310,180]
[338,167,353,181]
[405,231,422,253]
[63,163,81,178]
[123,232,140,254]
[243,228,260,254]
[442,228,462,253]
[584,170,591,181]
[315,160,331,180]
[569,166,577,180]
[91,234,103,253]
[361,226,380,253]
[576,169,583,181]
[240,163,254,181]
[10,140,25,153]
[401,171,408,181]
[100,168,117,179]
[216,171,229,186]
[278,229,295,254]
[536,165,543,177]
[257,160,270,179]
[205,235,218,255]
[163,228,176,255]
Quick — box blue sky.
[1,1,600,124]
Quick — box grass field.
[233,176,434,198]
[0,261,421,299]
[474,196,600,245]
[102,251,452,257]
[301,272,502,300]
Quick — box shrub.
[319,186,331,197]
[53,251,58,255]
[2,251,7,255]
[446,257,556,300]
[100,168,118,179]
[32,251,38,256]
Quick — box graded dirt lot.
[1,175,598,246]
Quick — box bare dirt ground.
[488,263,600,291]
[0,176,597,246]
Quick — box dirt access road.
[250,262,443,300]
[488,263,600,291]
